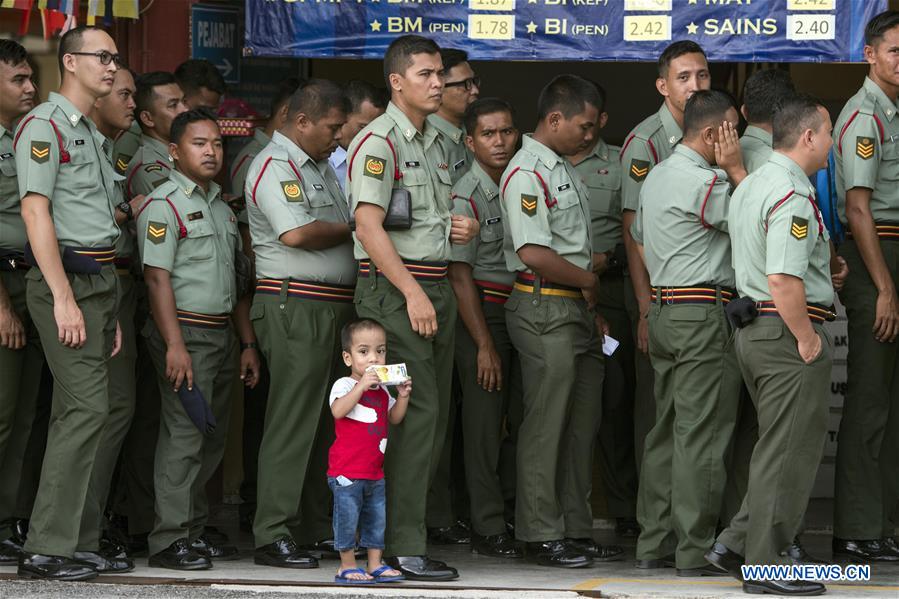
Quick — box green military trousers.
[23,266,118,557]
[720,384,757,526]
[145,318,237,555]
[623,280,656,471]
[355,272,457,556]
[717,317,832,565]
[835,238,899,540]
[636,299,741,569]
[456,299,521,537]
[595,272,639,521]
[250,289,354,548]
[0,269,44,538]
[505,288,604,542]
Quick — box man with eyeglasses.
[14,25,125,581]
[427,48,479,185]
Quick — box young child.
[328,318,411,584]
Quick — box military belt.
[755,300,837,324]
[513,272,582,299]
[255,278,355,303]
[176,310,229,329]
[358,259,448,281]
[26,244,117,275]
[650,285,735,305]
[474,279,513,305]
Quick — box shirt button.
[279,304,285,310]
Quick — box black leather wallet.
[349,188,412,231]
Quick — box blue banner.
[245,0,885,63]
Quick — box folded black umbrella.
[177,384,216,436]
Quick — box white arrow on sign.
[216,58,233,78]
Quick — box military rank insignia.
[521,194,538,217]
[790,216,808,240]
[629,159,649,181]
[30,141,50,164]
[856,136,874,160]
[147,221,167,244]
[281,180,303,202]
[364,155,386,180]
[145,164,163,173]
[115,155,131,174]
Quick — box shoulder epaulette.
[135,181,187,240]
[838,91,884,152]
[13,104,70,163]
[348,117,401,183]
[451,171,479,202]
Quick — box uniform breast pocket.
[479,219,505,244]
[584,173,621,215]
[64,146,99,191]
[184,220,216,261]
[306,188,335,211]
[0,157,16,178]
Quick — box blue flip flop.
[369,564,405,583]
[335,567,376,585]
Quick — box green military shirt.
[500,134,593,273]
[231,128,271,225]
[633,145,734,287]
[113,120,141,176]
[833,76,899,225]
[347,102,453,262]
[621,102,682,214]
[450,161,514,287]
[14,92,120,248]
[125,134,173,200]
[0,124,25,252]
[729,152,833,305]
[571,137,622,254]
[137,169,239,314]
[740,125,773,174]
[427,113,471,184]
[245,131,355,284]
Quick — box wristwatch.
[240,342,258,351]
[117,200,133,221]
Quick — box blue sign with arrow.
[191,4,240,85]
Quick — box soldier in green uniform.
[447,97,521,558]
[175,59,226,111]
[15,26,126,581]
[739,70,794,174]
[113,119,141,178]
[501,75,621,568]
[832,10,899,562]
[330,80,387,195]
[568,83,639,539]
[706,94,835,597]
[426,48,478,187]
[620,41,710,485]
[348,35,480,581]
[632,90,745,576]
[137,109,260,570]
[0,39,40,565]
[246,79,355,568]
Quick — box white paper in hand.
[602,335,620,357]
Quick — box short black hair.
[658,40,706,77]
[270,77,303,117]
[135,71,179,120]
[287,78,350,121]
[440,48,469,74]
[683,90,736,138]
[586,79,607,113]
[344,79,388,114]
[58,25,100,77]
[341,318,386,352]
[742,69,795,125]
[537,74,602,121]
[865,10,899,46]
[464,97,516,136]
[0,39,28,68]
[383,35,441,87]
[772,93,825,150]
[175,59,226,96]
[169,107,219,146]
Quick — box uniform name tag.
[404,161,420,168]
[74,139,85,146]
[187,211,204,221]
[453,159,466,171]
[485,216,501,225]
[557,183,571,192]
[312,183,324,190]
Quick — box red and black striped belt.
[176,310,230,329]
[513,272,582,299]
[756,301,836,324]
[255,278,355,303]
[474,279,513,305]
[650,285,735,305]
[847,222,899,241]
[358,259,448,281]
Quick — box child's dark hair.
[341,318,386,352]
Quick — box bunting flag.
[87,0,138,23]
[0,0,33,9]
[40,8,66,39]
[37,0,77,14]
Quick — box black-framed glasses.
[444,76,481,91]
[68,51,122,67]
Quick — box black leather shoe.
[565,538,624,562]
[743,579,826,595]
[127,533,149,557]
[254,537,318,569]
[427,521,471,545]
[833,538,899,562]
[18,553,98,581]
[471,533,522,558]
[705,541,745,580]
[0,538,21,564]
[148,538,212,570]
[202,526,230,545]
[385,555,459,581]
[635,555,675,569]
[297,538,340,559]
[615,517,640,538]
[881,537,899,558]
[73,550,134,573]
[191,535,240,561]
[677,564,730,577]
[525,540,592,568]
[782,537,826,565]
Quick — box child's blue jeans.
[328,476,386,552]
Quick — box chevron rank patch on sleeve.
[629,159,649,181]
[115,156,131,174]
[856,136,874,160]
[790,216,808,240]
[30,141,50,163]
[147,221,167,244]
[521,194,537,216]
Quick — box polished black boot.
[18,553,98,581]
[148,538,212,570]
[254,536,318,569]
[525,540,592,568]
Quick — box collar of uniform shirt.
[659,101,684,145]
[674,143,712,169]
[743,125,772,147]
[49,91,85,127]
[521,133,560,169]
[470,160,499,200]
[428,113,464,143]
[386,101,439,149]
[141,133,173,162]
[273,130,318,170]
[170,167,221,202]
[767,151,815,196]
[863,76,899,120]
